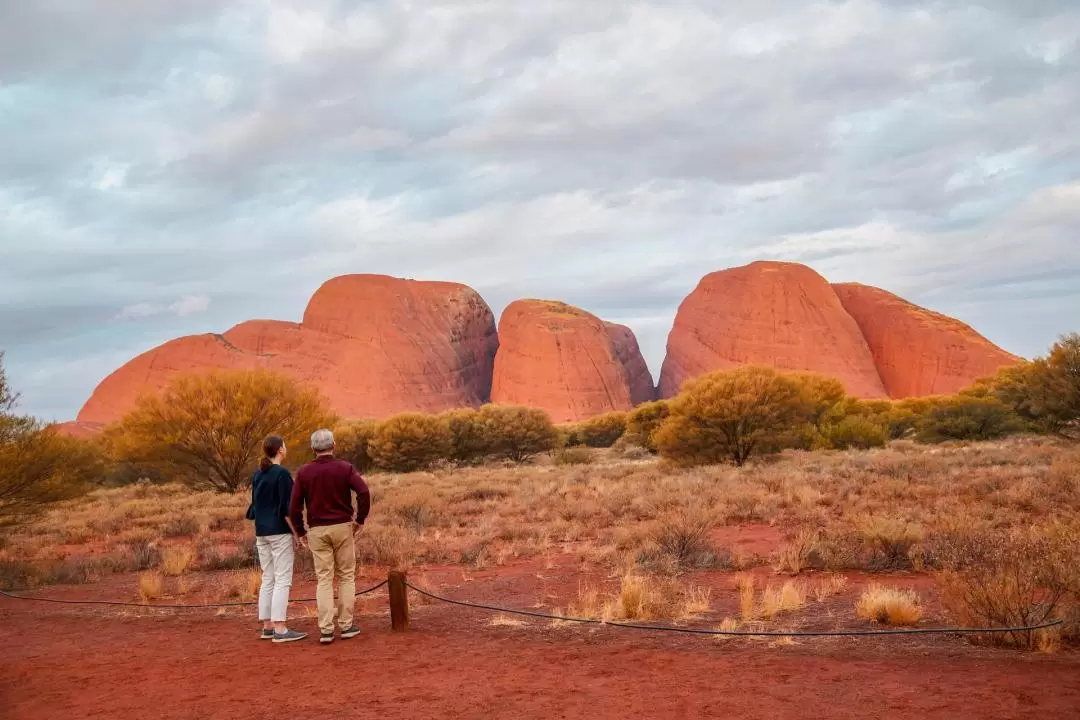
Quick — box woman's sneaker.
[272,629,308,644]
[340,625,361,640]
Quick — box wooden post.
[388,570,409,632]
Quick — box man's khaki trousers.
[307,522,356,634]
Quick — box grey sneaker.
[319,632,334,644]
[340,625,361,640]
[260,629,275,640]
[272,629,308,644]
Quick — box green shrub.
[575,412,628,448]
[552,446,594,466]
[441,408,489,465]
[654,366,822,467]
[478,405,558,463]
[625,400,670,452]
[826,415,889,450]
[334,420,380,473]
[369,413,452,472]
[915,395,1022,443]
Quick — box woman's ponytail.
[260,435,284,473]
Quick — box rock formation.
[490,300,655,422]
[832,283,1020,398]
[52,421,106,439]
[77,275,498,424]
[659,261,889,399]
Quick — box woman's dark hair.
[260,435,284,473]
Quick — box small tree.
[654,366,815,467]
[369,413,452,473]
[625,400,670,452]
[478,405,558,463]
[110,369,337,492]
[981,334,1080,440]
[0,354,98,527]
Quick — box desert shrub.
[478,405,558,463]
[163,514,200,538]
[639,511,723,573]
[383,487,439,533]
[441,408,490,465]
[369,413,452,473]
[138,572,165,602]
[198,539,257,571]
[654,366,824,466]
[575,412,628,448]
[825,415,889,450]
[161,544,195,576]
[122,540,162,571]
[774,528,824,574]
[334,419,380,473]
[978,333,1080,440]
[0,355,100,528]
[625,400,670,452]
[109,369,337,492]
[552,446,594,466]
[915,395,1022,444]
[933,522,1079,648]
[856,516,924,570]
[856,584,924,626]
[360,525,416,568]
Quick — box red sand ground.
[4,559,1080,720]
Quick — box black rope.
[0,580,388,610]
[404,582,1064,638]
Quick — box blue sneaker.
[272,629,308,644]
[260,629,274,640]
[340,625,361,640]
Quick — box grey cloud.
[2,0,1079,419]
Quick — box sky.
[2,0,1079,422]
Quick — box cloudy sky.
[2,0,1079,421]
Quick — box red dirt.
[4,564,1079,720]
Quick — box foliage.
[477,405,558,463]
[625,400,670,452]
[369,413,453,473]
[978,333,1080,440]
[441,408,490,466]
[0,354,99,528]
[654,366,823,466]
[914,394,1022,444]
[109,369,337,492]
[334,419,380,473]
[933,522,1079,648]
[570,412,628,448]
[825,414,889,450]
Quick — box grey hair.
[310,428,335,452]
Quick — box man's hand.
[353,522,363,537]
[295,535,308,550]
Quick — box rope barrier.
[404,582,1065,638]
[0,580,388,610]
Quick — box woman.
[247,435,307,643]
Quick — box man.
[290,428,371,644]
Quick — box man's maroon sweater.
[289,455,370,537]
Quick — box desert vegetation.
[1,333,1078,649]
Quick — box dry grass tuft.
[758,580,807,620]
[137,572,164,603]
[736,573,756,620]
[160,545,195,576]
[812,575,848,602]
[856,584,924,626]
[488,614,528,628]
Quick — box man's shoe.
[260,629,275,640]
[272,629,308,644]
[340,625,361,640]
[319,632,334,644]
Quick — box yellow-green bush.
[625,400,670,452]
[441,408,489,466]
[369,413,453,472]
[654,366,818,467]
[477,405,558,463]
[573,412,628,448]
[825,415,889,450]
[914,395,1022,444]
[334,420,380,473]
